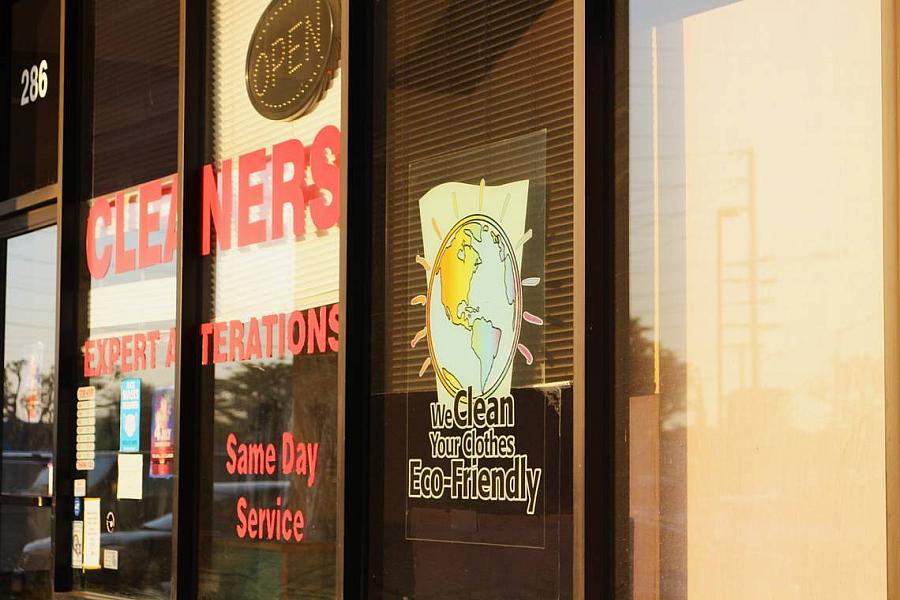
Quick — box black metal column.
[583,0,630,598]
[171,0,206,597]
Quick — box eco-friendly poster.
[150,387,174,478]
[417,179,530,403]
[118,378,141,452]
[404,131,551,548]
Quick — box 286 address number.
[20,60,49,106]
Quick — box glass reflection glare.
[630,0,886,598]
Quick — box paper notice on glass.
[119,378,141,452]
[74,479,86,497]
[103,549,118,570]
[72,521,83,569]
[116,453,143,500]
[150,387,175,478]
[83,498,101,569]
[76,386,97,471]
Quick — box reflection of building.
[632,1,890,598]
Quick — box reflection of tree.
[84,373,155,450]
[213,357,338,546]
[629,317,687,598]
[2,359,55,451]
[291,354,338,543]
[215,362,293,442]
[629,318,686,429]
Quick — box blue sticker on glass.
[119,378,141,452]
[74,497,81,518]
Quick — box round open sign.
[245,0,340,121]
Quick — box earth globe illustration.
[426,214,522,397]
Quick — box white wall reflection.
[630,0,886,597]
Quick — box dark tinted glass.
[6,0,60,198]
[88,0,179,197]
[0,505,52,599]
[366,0,575,597]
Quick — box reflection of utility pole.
[715,149,776,420]
[651,27,661,396]
[716,205,743,408]
[746,151,760,390]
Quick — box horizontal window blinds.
[383,0,574,392]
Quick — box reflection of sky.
[630,2,741,361]
[629,17,688,360]
[4,226,57,371]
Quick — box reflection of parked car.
[0,451,53,598]
[2,451,52,496]
[18,513,172,594]
[18,480,291,593]
[2,452,116,568]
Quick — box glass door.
[0,225,58,599]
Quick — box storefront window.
[629,0,886,597]
[196,1,342,597]
[68,1,180,596]
[5,0,898,596]
[364,0,575,597]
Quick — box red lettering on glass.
[238,149,267,247]
[163,177,178,263]
[307,305,326,354]
[327,303,340,351]
[138,179,163,269]
[287,310,305,355]
[272,139,306,240]
[114,192,136,274]
[86,197,112,279]
[202,162,232,254]
[165,327,177,367]
[309,125,340,230]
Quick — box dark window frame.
[2,0,62,209]
[582,1,631,598]
[0,0,65,593]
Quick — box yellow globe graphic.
[426,214,522,397]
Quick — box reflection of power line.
[716,149,778,416]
